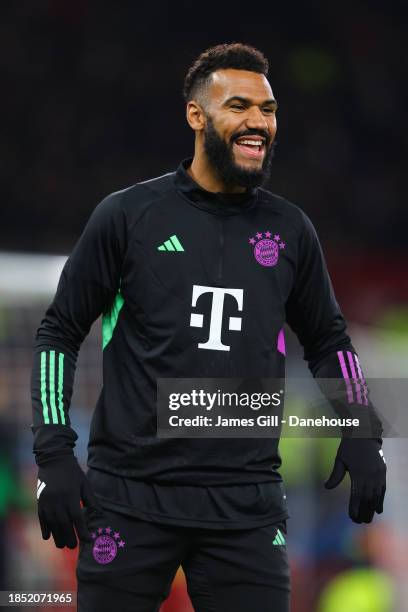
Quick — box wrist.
[36,450,78,468]
[32,424,78,466]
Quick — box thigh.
[76,506,187,612]
[182,520,291,612]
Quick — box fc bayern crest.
[91,526,126,565]
[249,231,285,267]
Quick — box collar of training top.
[173,158,258,216]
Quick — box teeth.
[237,139,263,147]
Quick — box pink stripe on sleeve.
[277,328,286,356]
[353,354,369,406]
[347,351,362,404]
[337,350,354,404]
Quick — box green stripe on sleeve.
[48,351,59,424]
[57,353,65,425]
[40,351,50,424]
[102,290,125,350]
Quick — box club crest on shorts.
[249,231,286,267]
[91,526,125,565]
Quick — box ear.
[186,101,206,131]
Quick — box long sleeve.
[285,211,382,437]
[31,191,127,463]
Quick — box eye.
[231,104,245,110]
[263,107,276,114]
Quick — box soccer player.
[31,43,386,612]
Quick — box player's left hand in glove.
[36,454,102,549]
[325,438,386,523]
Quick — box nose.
[245,105,269,131]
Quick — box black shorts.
[76,505,291,612]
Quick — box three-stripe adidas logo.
[37,478,46,500]
[273,529,286,546]
[337,350,370,405]
[157,235,185,252]
[40,350,65,425]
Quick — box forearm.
[310,348,383,438]
[31,333,79,464]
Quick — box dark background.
[2,0,407,254]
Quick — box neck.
[187,154,246,194]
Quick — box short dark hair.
[183,43,269,103]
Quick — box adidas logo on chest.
[157,234,185,252]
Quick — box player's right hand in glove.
[36,454,101,549]
[325,438,386,524]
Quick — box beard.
[203,115,276,190]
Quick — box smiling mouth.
[233,137,266,160]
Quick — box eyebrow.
[223,95,278,110]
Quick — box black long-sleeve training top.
[31,158,373,528]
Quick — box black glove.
[325,438,386,523]
[37,454,101,549]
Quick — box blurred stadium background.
[1,1,407,610]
